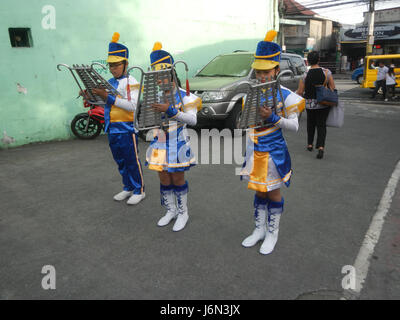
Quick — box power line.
[319,3,368,13]
[292,0,399,11]
[295,0,373,6]
[284,0,368,14]
[284,0,367,12]
[296,0,361,6]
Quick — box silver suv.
[187,51,307,130]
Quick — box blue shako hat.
[107,32,129,63]
[150,42,174,70]
[252,30,281,70]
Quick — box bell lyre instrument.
[238,69,294,130]
[128,61,190,131]
[57,62,121,105]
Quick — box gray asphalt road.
[1,81,399,299]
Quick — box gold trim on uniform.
[132,133,144,194]
[183,97,202,112]
[147,148,196,171]
[151,55,172,66]
[244,150,293,192]
[110,105,134,122]
[286,99,306,115]
[254,51,281,59]
[129,84,140,90]
[148,149,167,171]
[247,151,269,191]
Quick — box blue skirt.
[145,127,196,172]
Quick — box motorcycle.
[71,101,104,139]
[71,100,148,141]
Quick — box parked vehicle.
[71,101,104,139]
[186,51,307,130]
[361,54,400,88]
[351,65,364,84]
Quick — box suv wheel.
[357,75,363,84]
[225,101,242,131]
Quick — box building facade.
[1,0,279,148]
[280,0,340,65]
[340,7,400,69]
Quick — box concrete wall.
[321,20,333,50]
[364,7,400,24]
[0,0,279,148]
[283,23,309,50]
[309,19,323,51]
[283,18,335,53]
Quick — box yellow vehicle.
[361,54,400,88]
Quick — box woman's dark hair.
[388,66,395,77]
[304,69,326,99]
[307,51,320,65]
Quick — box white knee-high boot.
[242,195,268,247]
[172,182,189,232]
[157,184,177,227]
[260,198,284,255]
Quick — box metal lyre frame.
[239,69,294,130]
[128,60,189,131]
[57,62,121,105]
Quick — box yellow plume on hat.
[264,30,277,42]
[111,32,120,43]
[153,42,162,51]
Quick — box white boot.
[127,192,145,205]
[172,184,189,232]
[260,209,281,255]
[173,212,188,232]
[158,186,177,227]
[242,206,267,248]
[113,190,132,201]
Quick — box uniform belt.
[255,124,274,132]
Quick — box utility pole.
[366,0,375,56]
[279,0,285,52]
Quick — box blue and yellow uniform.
[145,42,201,232]
[145,42,201,173]
[145,87,200,172]
[240,85,304,191]
[105,33,144,197]
[240,30,305,255]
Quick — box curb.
[340,98,400,106]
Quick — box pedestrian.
[145,42,202,232]
[90,32,145,205]
[372,60,388,100]
[385,64,397,101]
[296,51,336,159]
[240,30,305,255]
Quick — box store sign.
[342,24,400,41]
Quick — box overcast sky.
[295,0,400,25]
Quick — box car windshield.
[197,54,253,77]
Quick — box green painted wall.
[0,0,279,148]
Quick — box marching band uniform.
[105,33,145,205]
[145,42,201,231]
[240,31,305,254]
